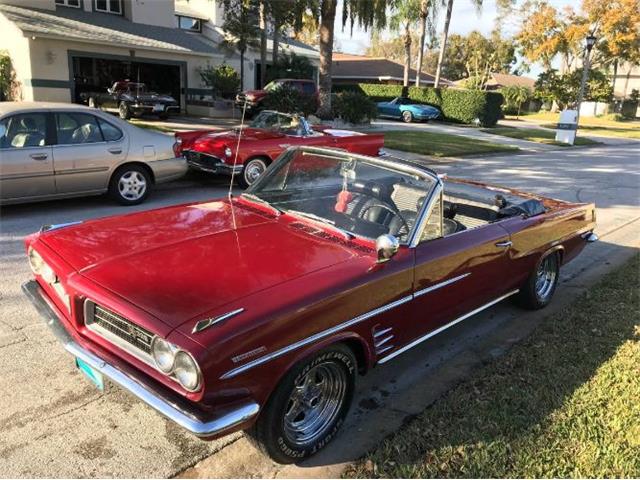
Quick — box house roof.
[487,73,536,88]
[0,3,217,56]
[332,53,451,85]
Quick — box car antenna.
[227,97,248,200]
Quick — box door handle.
[30,153,48,161]
[495,240,513,248]
[108,148,122,155]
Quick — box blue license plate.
[75,357,104,391]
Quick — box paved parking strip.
[0,144,638,477]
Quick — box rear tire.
[246,344,356,464]
[517,252,560,309]
[119,102,131,120]
[159,113,169,121]
[402,110,413,123]
[88,97,97,108]
[109,165,151,205]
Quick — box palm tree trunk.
[240,49,245,91]
[415,0,428,87]
[259,1,267,88]
[272,19,281,66]
[403,22,411,87]
[434,0,453,88]
[317,0,337,119]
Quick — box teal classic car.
[376,97,442,123]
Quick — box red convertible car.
[178,111,384,187]
[23,147,597,463]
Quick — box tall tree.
[221,0,260,89]
[415,0,437,86]
[317,0,390,118]
[389,0,421,87]
[433,0,483,87]
[259,1,268,88]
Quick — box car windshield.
[249,111,307,136]
[263,80,281,92]
[243,148,438,243]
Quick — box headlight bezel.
[151,336,202,392]
[224,146,233,157]
[28,246,44,275]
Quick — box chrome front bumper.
[22,280,259,438]
[184,151,243,176]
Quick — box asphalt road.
[0,142,638,477]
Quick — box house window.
[55,0,81,7]
[95,0,122,14]
[175,15,202,32]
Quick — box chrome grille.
[85,301,155,363]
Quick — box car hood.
[38,199,361,328]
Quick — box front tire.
[239,157,268,188]
[88,97,97,108]
[119,102,131,120]
[402,110,413,123]
[517,252,560,309]
[246,344,356,464]
[109,165,151,205]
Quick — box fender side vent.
[373,325,394,356]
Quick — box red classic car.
[23,147,597,464]
[177,110,384,187]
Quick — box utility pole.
[575,34,597,135]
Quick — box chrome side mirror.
[376,234,400,263]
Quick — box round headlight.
[224,147,233,157]
[28,247,44,275]
[151,337,176,373]
[173,351,201,392]
[41,263,57,284]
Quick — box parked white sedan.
[0,102,187,205]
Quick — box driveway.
[0,144,638,477]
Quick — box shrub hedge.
[333,83,504,126]
[332,91,378,124]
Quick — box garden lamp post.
[575,34,597,132]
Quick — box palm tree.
[317,0,390,118]
[389,0,421,88]
[415,0,437,87]
[259,1,268,87]
[221,0,260,89]
[433,0,482,87]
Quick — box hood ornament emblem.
[192,308,245,334]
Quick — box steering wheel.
[359,203,410,235]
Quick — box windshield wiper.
[239,193,283,215]
[285,209,354,240]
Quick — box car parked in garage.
[80,81,180,120]
[377,97,442,123]
[0,102,187,205]
[23,146,597,464]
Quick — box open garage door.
[72,56,183,110]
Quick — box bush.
[332,83,503,126]
[499,85,532,117]
[198,63,240,99]
[266,52,314,83]
[333,91,377,124]
[0,50,18,101]
[262,83,317,116]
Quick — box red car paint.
[24,175,596,439]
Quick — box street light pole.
[575,34,597,135]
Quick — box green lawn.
[384,130,519,157]
[345,255,640,478]
[482,127,600,146]
[506,112,640,139]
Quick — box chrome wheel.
[88,97,96,108]
[402,111,413,123]
[243,159,267,186]
[535,255,557,302]
[282,362,347,445]
[118,171,147,201]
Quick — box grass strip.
[482,127,600,146]
[383,130,519,157]
[346,255,640,478]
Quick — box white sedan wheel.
[118,170,147,201]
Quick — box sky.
[333,0,581,78]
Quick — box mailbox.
[555,109,578,145]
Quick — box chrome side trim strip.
[413,273,471,298]
[373,327,393,338]
[193,308,245,334]
[219,294,414,380]
[377,289,519,364]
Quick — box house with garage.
[0,0,319,114]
